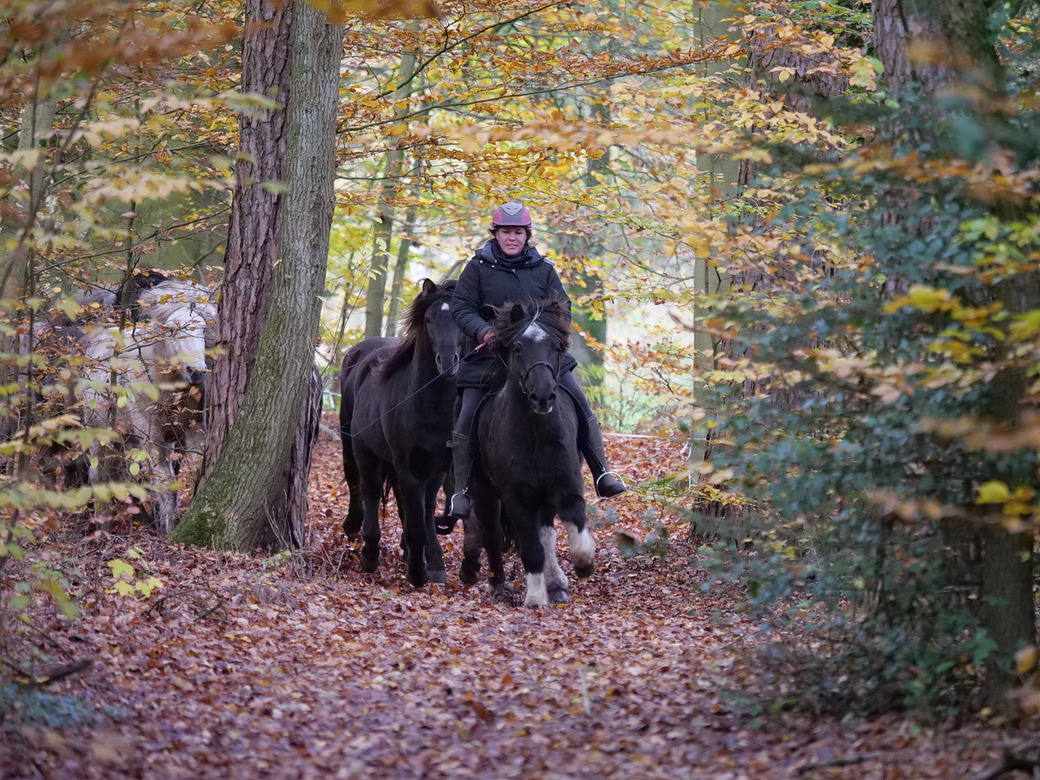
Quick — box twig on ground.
[798,751,895,774]
[142,588,226,622]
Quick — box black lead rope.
[342,343,485,441]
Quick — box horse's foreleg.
[396,475,429,588]
[151,443,179,535]
[559,493,594,578]
[540,525,569,604]
[342,440,363,538]
[422,477,446,584]
[515,510,548,608]
[357,452,384,573]
[459,507,484,587]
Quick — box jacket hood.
[477,239,545,269]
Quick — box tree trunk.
[198,0,290,478]
[980,519,1034,703]
[364,28,418,339]
[175,0,340,551]
[872,0,1036,707]
[363,153,399,339]
[384,199,418,337]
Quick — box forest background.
[4,0,1040,769]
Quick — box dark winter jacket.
[452,239,577,389]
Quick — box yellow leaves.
[1016,646,1038,675]
[0,149,42,170]
[79,118,143,148]
[107,556,163,599]
[886,285,953,314]
[848,55,880,90]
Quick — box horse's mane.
[136,280,215,325]
[492,298,570,350]
[483,297,570,390]
[380,279,457,377]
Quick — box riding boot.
[582,414,626,498]
[447,432,474,518]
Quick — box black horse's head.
[492,299,570,415]
[386,278,462,377]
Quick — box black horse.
[339,279,462,587]
[459,299,595,607]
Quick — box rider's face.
[495,227,527,257]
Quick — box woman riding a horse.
[447,202,626,519]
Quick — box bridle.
[514,329,563,395]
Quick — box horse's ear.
[421,278,436,295]
[480,304,496,321]
[509,303,525,324]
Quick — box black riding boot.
[447,433,474,518]
[583,414,626,498]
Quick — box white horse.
[81,279,215,533]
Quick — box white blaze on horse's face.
[516,321,557,415]
[522,322,549,342]
[426,297,462,376]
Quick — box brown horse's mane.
[380,279,457,377]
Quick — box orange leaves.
[314,0,442,22]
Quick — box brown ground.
[0,416,1032,779]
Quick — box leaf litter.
[0,416,1032,779]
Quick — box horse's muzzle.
[530,393,555,415]
[183,368,207,388]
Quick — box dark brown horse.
[459,299,595,607]
[339,279,462,586]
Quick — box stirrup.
[447,491,472,519]
[595,471,626,498]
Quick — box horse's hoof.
[343,518,362,539]
[548,588,569,605]
[408,573,428,589]
[427,568,447,584]
[574,561,594,579]
[459,564,480,586]
[359,550,379,573]
[491,586,518,607]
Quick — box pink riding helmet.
[490,202,533,229]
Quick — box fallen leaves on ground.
[0,417,1032,779]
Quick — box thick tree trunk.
[199,0,290,478]
[872,0,1036,707]
[175,0,340,551]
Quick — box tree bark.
[872,0,1036,707]
[363,27,417,339]
[198,0,290,479]
[175,0,341,551]
[384,199,418,336]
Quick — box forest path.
[3,419,1017,779]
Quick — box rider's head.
[489,202,532,258]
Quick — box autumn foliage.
[4,0,1040,775]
